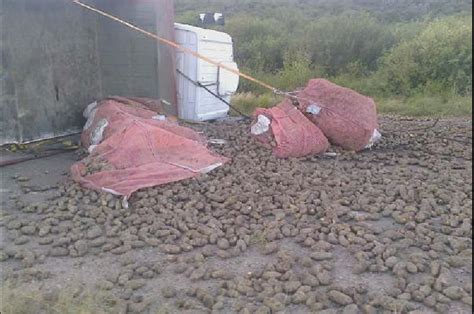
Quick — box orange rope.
[73,0,278,92]
[72,0,365,130]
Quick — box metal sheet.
[0,0,177,144]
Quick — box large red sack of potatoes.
[71,97,228,198]
[251,99,329,158]
[297,79,379,151]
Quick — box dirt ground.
[0,116,472,314]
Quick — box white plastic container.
[175,23,240,121]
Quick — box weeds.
[231,92,472,118]
[230,93,283,116]
[377,94,473,117]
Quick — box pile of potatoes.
[1,117,472,313]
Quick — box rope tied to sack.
[73,0,278,93]
[72,1,375,131]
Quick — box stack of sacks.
[297,79,380,152]
[251,79,381,158]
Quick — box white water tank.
[175,23,240,121]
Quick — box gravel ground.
[0,116,472,314]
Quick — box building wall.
[0,0,176,144]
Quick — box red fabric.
[252,100,329,158]
[71,98,228,197]
[297,79,378,151]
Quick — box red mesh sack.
[297,79,379,151]
[251,100,329,158]
[71,98,228,198]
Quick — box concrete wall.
[0,0,176,144]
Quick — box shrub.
[238,53,322,94]
[225,16,287,72]
[304,12,396,74]
[377,15,473,96]
[176,2,472,117]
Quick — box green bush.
[239,53,322,94]
[377,15,472,96]
[304,12,396,74]
[225,16,287,72]
[330,71,385,98]
[226,11,397,76]
[175,0,472,22]
[176,2,472,117]
[269,53,319,91]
